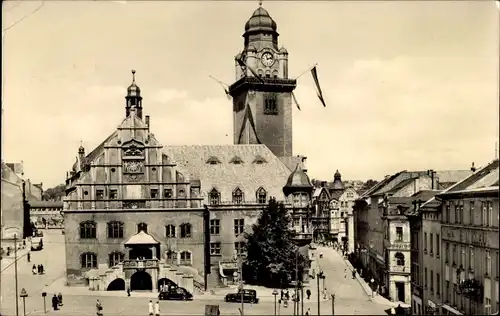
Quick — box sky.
[2,0,499,188]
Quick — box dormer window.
[256,187,267,204]
[230,156,244,165]
[232,188,244,204]
[206,156,221,165]
[209,188,220,205]
[252,155,267,164]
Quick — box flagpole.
[208,75,228,87]
[294,63,318,80]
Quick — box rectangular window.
[210,219,220,235]
[436,234,440,256]
[264,95,278,115]
[430,233,434,254]
[430,270,434,292]
[437,273,440,296]
[424,268,428,289]
[234,219,244,235]
[461,246,465,266]
[487,201,492,226]
[486,250,491,275]
[234,241,246,256]
[109,189,118,200]
[445,242,450,262]
[424,232,428,253]
[445,280,449,302]
[446,203,451,223]
[453,244,457,264]
[469,201,474,225]
[150,189,158,199]
[396,227,403,241]
[482,202,488,226]
[454,204,459,224]
[164,188,173,198]
[210,242,221,255]
[96,189,104,200]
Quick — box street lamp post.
[331,293,335,315]
[20,288,28,316]
[14,234,19,316]
[370,278,375,297]
[273,289,278,316]
[316,271,325,316]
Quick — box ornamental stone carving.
[123,160,144,174]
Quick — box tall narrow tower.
[125,70,143,119]
[229,4,296,158]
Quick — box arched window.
[180,251,192,266]
[166,250,177,265]
[137,222,147,233]
[180,223,192,238]
[256,187,267,204]
[81,252,97,269]
[108,252,124,267]
[79,221,96,239]
[107,221,124,239]
[232,188,244,204]
[395,252,405,266]
[165,224,176,238]
[209,188,220,205]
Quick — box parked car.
[158,287,193,301]
[224,289,259,304]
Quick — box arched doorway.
[107,278,125,291]
[130,271,153,291]
[157,278,177,291]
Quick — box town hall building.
[62,3,313,293]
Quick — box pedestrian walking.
[154,301,160,316]
[96,299,103,316]
[305,308,310,316]
[37,264,41,274]
[352,269,356,279]
[280,289,284,300]
[40,264,45,274]
[344,268,347,278]
[306,288,311,300]
[57,292,63,306]
[127,288,131,297]
[148,300,154,316]
[32,264,37,275]
[51,294,59,311]
[27,252,30,263]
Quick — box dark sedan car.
[224,289,259,304]
[158,287,193,301]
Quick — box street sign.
[42,292,47,297]
[20,288,28,297]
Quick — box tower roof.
[244,4,277,34]
[332,169,344,190]
[127,70,141,97]
[283,163,313,195]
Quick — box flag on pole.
[209,75,231,100]
[236,53,265,83]
[291,92,301,111]
[311,66,327,107]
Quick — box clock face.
[127,161,141,173]
[261,52,274,67]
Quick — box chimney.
[429,169,435,190]
[385,175,390,179]
[145,115,150,131]
[471,162,476,172]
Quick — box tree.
[244,198,309,288]
[42,184,66,201]
[362,179,378,191]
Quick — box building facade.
[29,200,64,229]
[63,74,204,293]
[338,187,359,253]
[436,160,499,315]
[312,186,331,242]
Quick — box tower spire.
[131,69,136,83]
[259,0,262,6]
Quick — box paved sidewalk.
[1,246,30,272]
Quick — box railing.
[390,265,408,273]
[123,259,159,270]
[193,280,205,292]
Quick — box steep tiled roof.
[361,172,404,198]
[163,145,292,202]
[329,190,343,200]
[435,170,473,184]
[444,160,499,193]
[284,164,313,190]
[386,178,416,194]
[279,155,305,172]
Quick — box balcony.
[229,76,297,95]
[123,259,159,270]
[384,239,411,251]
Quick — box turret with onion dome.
[283,163,314,196]
[243,1,279,48]
[332,169,345,191]
[125,69,143,119]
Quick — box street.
[0,229,66,316]
[314,246,391,315]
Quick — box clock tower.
[229,4,296,158]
